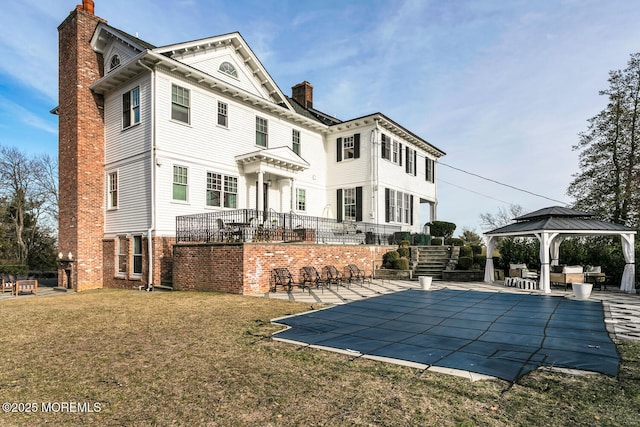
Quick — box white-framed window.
[108,171,118,209]
[219,61,238,78]
[406,147,415,175]
[292,129,300,155]
[426,158,435,183]
[117,236,127,275]
[385,188,412,224]
[396,191,403,224]
[173,165,188,201]
[392,140,401,164]
[217,101,228,127]
[109,54,120,71]
[224,176,237,208]
[171,84,190,124]
[122,86,140,129]
[343,135,355,160]
[296,188,306,211]
[404,193,411,223]
[381,134,391,160]
[132,236,143,275]
[343,188,356,221]
[388,189,396,222]
[256,116,268,147]
[206,172,222,207]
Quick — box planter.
[572,283,593,300]
[419,276,432,290]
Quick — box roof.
[485,206,636,236]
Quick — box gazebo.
[484,206,637,294]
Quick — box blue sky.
[1,0,639,234]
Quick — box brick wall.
[173,243,395,295]
[57,7,107,291]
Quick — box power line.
[439,179,513,205]
[439,162,570,206]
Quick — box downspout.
[138,59,156,291]
[372,119,380,225]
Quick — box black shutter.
[405,147,410,173]
[413,150,417,176]
[355,186,363,221]
[425,158,429,181]
[410,195,414,225]
[336,138,342,162]
[399,143,402,166]
[337,189,343,222]
[384,188,390,223]
[381,134,388,160]
[354,133,360,159]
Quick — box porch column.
[257,171,264,212]
[290,178,295,211]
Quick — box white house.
[57,1,445,291]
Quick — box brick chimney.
[292,81,313,109]
[57,3,106,291]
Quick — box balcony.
[176,209,402,245]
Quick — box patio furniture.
[1,274,14,295]
[549,265,584,290]
[270,268,296,292]
[344,264,371,286]
[300,266,327,293]
[585,267,608,290]
[323,265,343,287]
[13,277,38,296]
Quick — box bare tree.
[479,204,524,231]
[33,153,59,229]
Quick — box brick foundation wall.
[173,243,395,295]
[57,7,107,292]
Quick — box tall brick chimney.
[292,81,313,109]
[57,2,106,291]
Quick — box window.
[132,236,143,275]
[108,171,118,209]
[109,54,120,70]
[396,191,403,224]
[206,172,222,207]
[393,140,401,164]
[404,193,411,223]
[426,158,435,183]
[117,236,127,275]
[388,189,396,222]
[336,134,360,161]
[224,176,237,208]
[292,129,300,155]
[343,136,355,160]
[122,86,140,128]
[343,188,357,221]
[171,84,190,124]
[385,188,412,224]
[217,101,228,127]
[219,61,238,78]
[406,147,416,175]
[381,134,391,160]
[296,188,306,211]
[173,165,188,201]
[256,117,268,147]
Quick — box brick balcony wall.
[173,243,395,295]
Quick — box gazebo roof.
[485,206,636,236]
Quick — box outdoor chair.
[323,265,343,287]
[216,218,234,242]
[300,266,328,293]
[1,274,13,295]
[14,276,38,296]
[344,264,372,286]
[270,268,296,292]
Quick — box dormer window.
[109,54,121,71]
[219,61,238,78]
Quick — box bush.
[459,246,473,257]
[382,251,400,269]
[0,265,29,277]
[470,244,482,255]
[473,255,487,269]
[457,257,473,270]
[397,247,409,258]
[431,238,443,246]
[411,233,430,246]
[447,238,464,246]
[427,221,457,239]
[393,257,410,270]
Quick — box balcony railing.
[176,209,402,245]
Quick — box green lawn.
[0,290,638,426]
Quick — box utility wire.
[439,162,570,206]
[438,179,513,205]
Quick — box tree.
[426,220,456,240]
[568,52,640,227]
[479,204,524,231]
[458,228,483,246]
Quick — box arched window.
[219,61,238,78]
[109,54,121,70]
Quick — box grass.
[0,290,639,426]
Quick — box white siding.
[104,155,151,234]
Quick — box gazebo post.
[621,233,636,294]
[536,232,557,294]
[484,236,496,283]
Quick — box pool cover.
[272,289,619,382]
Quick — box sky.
[1,0,639,235]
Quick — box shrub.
[459,246,473,257]
[397,247,409,258]
[411,233,430,246]
[457,256,473,270]
[431,238,443,246]
[0,265,29,277]
[470,244,482,255]
[427,221,457,239]
[473,255,487,269]
[446,238,464,246]
[382,251,400,269]
[393,257,410,270]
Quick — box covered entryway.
[484,206,637,294]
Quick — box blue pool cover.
[272,289,619,382]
